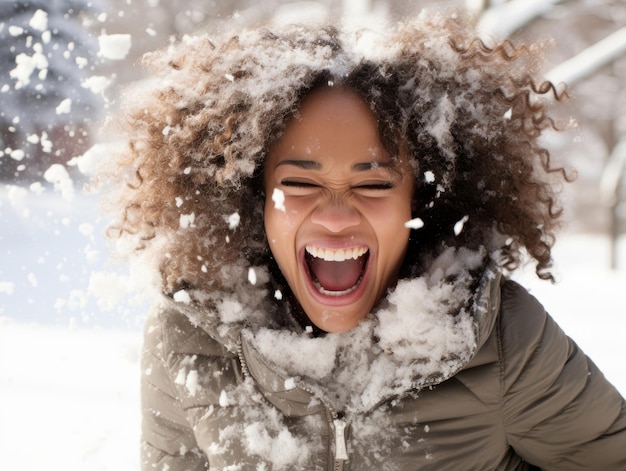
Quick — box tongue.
[307,255,366,292]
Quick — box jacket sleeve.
[499,281,626,470]
[140,308,209,471]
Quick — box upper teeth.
[305,246,368,262]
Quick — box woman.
[101,13,626,470]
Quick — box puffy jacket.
[140,273,626,470]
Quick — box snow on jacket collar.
[166,246,500,417]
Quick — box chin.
[305,303,371,333]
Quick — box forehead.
[268,87,388,163]
[293,86,376,124]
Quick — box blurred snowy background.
[0,0,625,469]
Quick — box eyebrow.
[275,160,322,170]
[275,159,401,173]
[351,161,400,172]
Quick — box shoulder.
[144,299,234,359]
[498,278,550,329]
[142,300,240,408]
[496,279,573,390]
[497,278,569,362]
[454,278,554,402]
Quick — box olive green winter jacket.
[140,273,626,470]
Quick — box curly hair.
[99,13,572,297]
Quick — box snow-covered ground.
[0,321,142,470]
[0,187,625,470]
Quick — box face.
[263,87,414,333]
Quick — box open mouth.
[304,245,369,297]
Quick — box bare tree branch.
[545,27,626,87]
[474,0,577,40]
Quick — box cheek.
[365,196,412,262]
[264,199,302,248]
[363,196,412,227]
[263,201,283,245]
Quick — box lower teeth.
[313,274,363,297]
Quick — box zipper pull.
[333,419,348,461]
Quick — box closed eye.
[280,179,320,188]
[353,182,394,191]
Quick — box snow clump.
[55,98,72,115]
[227,212,240,230]
[43,164,74,201]
[98,33,132,60]
[405,217,425,229]
[173,290,192,304]
[454,215,469,236]
[271,188,286,212]
[28,9,48,31]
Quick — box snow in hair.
[101,13,570,299]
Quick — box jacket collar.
[239,256,502,416]
[166,248,502,416]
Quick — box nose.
[310,197,361,233]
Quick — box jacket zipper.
[332,417,348,470]
[237,339,350,470]
[292,383,349,470]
